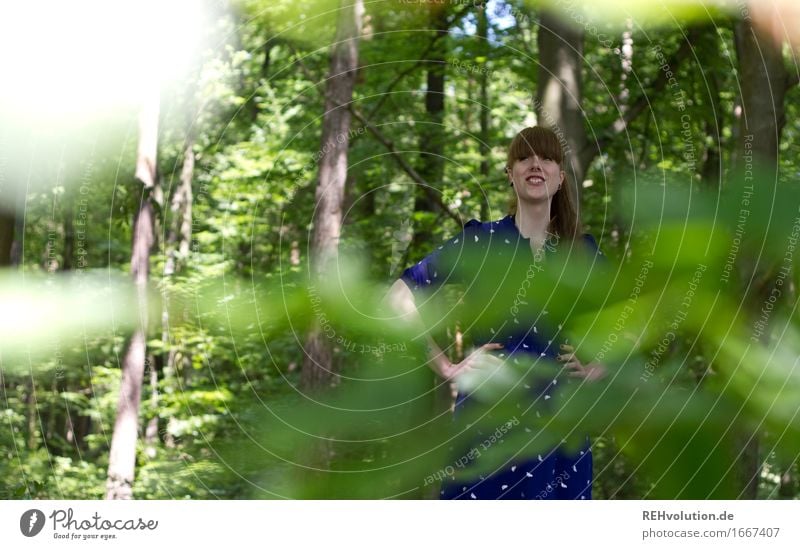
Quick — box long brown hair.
[506,126,580,240]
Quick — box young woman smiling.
[387,126,605,499]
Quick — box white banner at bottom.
[1,500,798,548]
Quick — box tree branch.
[365,35,443,120]
[290,45,463,226]
[348,106,463,225]
[366,2,473,120]
[580,33,696,168]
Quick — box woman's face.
[508,152,564,203]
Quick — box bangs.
[507,127,564,165]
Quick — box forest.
[1,0,800,500]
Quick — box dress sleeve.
[400,219,482,295]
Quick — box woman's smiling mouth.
[525,174,545,184]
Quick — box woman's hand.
[557,343,607,381]
[434,342,505,381]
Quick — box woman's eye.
[519,154,554,162]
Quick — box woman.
[386,126,605,499]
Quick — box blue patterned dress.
[401,214,602,500]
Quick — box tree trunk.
[409,6,450,259]
[0,127,14,267]
[0,174,14,267]
[106,84,160,500]
[697,26,724,187]
[778,466,796,498]
[618,18,633,115]
[143,352,159,458]
[536,12,696,197]
[536,9,587,190]
[477,3,491,221]
[410,6,456,498]
[9,203,24,267]
[729,13,788,500]
[0,205,12,267]
[25,378,38,450]
[734,15,787,176]
[163,134,194,276]
[262,38,275,78]
[155,131,195,451]
[62,191,75,272]
[301,0,364,391]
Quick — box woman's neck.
[514,200,552,246]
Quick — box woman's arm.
[557,345,607,381]
[384,279,502,381]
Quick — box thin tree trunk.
[477,3,491,222]
[0,127,14,267]
[701,72,723,186]
[262,38,275,78]
[62,197,75,272]
[406,7,454,499]
[9,197,24,267]
[778,466,796,498]
[65,412,75,445]
[301,0,364,391]
[25,378,38,450]
[106,84,160,500]
[47,378,58,447]
[409,6,449,260]
[694,25,724,187]
[611,19,634,245]
[156,132,195,451]
[58,197,75,447]
[143,352,159,457]
[0,206,12,267]
[0,168,15,267]
[536,9,587,190]
[618,18,633,115]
